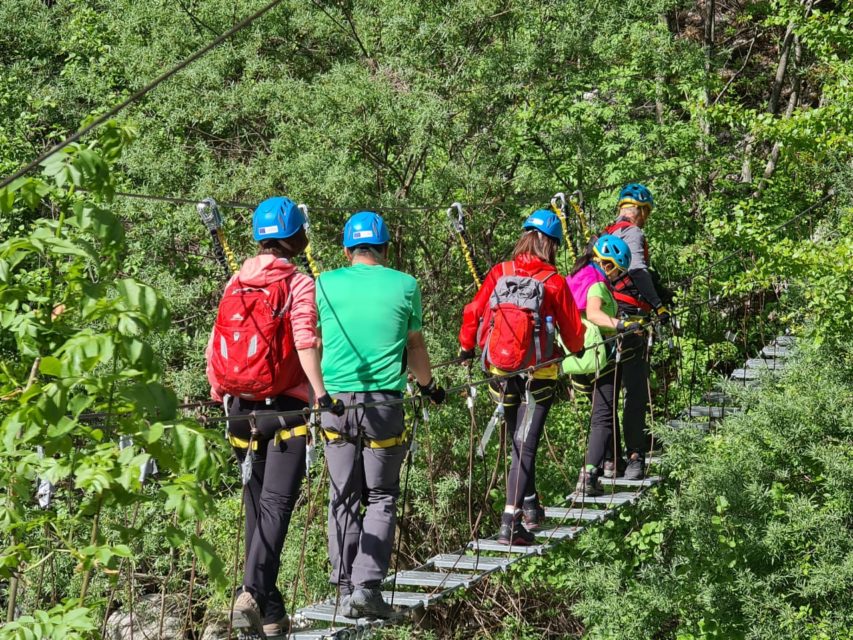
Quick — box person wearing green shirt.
[566,234,642,496]
[316,211,445,620]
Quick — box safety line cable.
[0,0,289,191]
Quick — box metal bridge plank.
[532,525,582,540]
[381,590,443,608]
[387,570,479,589]
[565,491,638,506]
[685,405,742,419]
[762,345,791,358]
[295,604,361,625]
[468,539,546,554]
[745,358,785,371]
[543,507,610,521]
[428,554,513,572]
[730,368,760,381]
[669,419,710,432]
[601,475,662,487]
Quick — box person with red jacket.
[458,210,584,545]
[206,197,343,638]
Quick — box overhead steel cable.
[0,0,290,191]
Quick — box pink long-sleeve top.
[205,255,319,403]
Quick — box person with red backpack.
[602,183,671,480]
[206,196,344,638]
[458,210,585,545]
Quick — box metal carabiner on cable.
[447,202,483,287]
[197,197,238,275]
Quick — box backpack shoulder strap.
[500,261,516,277]
[605,219,635,233]
[532,269,557,283]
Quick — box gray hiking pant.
[323,391,407,592]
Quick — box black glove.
[458,347,476,363]
[616,320,643,334]
[417,377,446,405]
[655,306,671,326]
[318,393,345,416]
[572,346,585,358]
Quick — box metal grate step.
[289,631,340,640]
[381,590,444,608]
[730,368,760,381]
[429,554,513,572]
[468,538,546,554]
[387,570,479,589]
[296,603,361,624]
[685,405,742,419]
[532,525,582,540]
[745,358,785,371]
[773,335,796,346]
[543,506,611,521]
[702,390,735,405]
[565,491,637,506]
[762,345,791,358]
[669,419,710,432]
[601,475,662,487]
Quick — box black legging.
[489,377,556,508]
[227,395,307,624]
[572,364,621,468]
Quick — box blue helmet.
[522,209,563,241]
[593,234,632,272]
[252,197,305,242]
[343,211,389,248]
[617,183,654,209]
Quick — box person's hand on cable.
[616,319,643,334]
[655,305,671,326]
[572,346,585,358]
[458,346,476,367]
[317,393,345,416]
[418,377,446,405]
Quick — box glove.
[318,393,345,417]
[417,377,446,405]
[572,347,585,358]
[616,320,643,334]
[655,306,671,326]
[458,347,476,362]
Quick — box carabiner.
[196,197,223,232]
[447,202,465,234]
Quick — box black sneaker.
[497,517,537,545]
[522,495,546,530]
[347,588,395,619]
[624,453,645,480]
[603,457,627,478]
[575,467,604,497]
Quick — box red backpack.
[208,276,304,400]
[477,262,556,371]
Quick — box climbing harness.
[447,202,483,288]
[197,197,239,276]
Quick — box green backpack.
[561,318,609,376]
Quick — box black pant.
[573,364,620,468]
[228,395,307,623]
[618,333,650,457]
[489,377,556,508]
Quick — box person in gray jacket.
[601,183,671,480]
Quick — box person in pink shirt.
[206,196,343,637]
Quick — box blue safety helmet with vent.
[593,234,632,272]
[522,209,563,241]
[252,196,306,242]
[343,211,389,248]
[617,183,654,210]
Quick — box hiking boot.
[624,453,645,480]
[603,457,626,478]
[522,495,546,530]
[575,466,604,497]
[347,588,395,619]
[231,590,265,639]
[497,515,537,546]
[262,616,289,637]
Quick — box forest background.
[0,0,851,638]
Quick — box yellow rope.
[216,228,239,274]
[551,202,576,261]
[458,234,482,288]
[569,199,589,242]
[304,243,322,279]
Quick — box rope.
[0,0,290,191]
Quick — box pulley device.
[197,197,239,277]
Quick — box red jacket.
[458,253,585,357]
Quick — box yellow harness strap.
[228,425,310,450]
[322,428,407,449]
